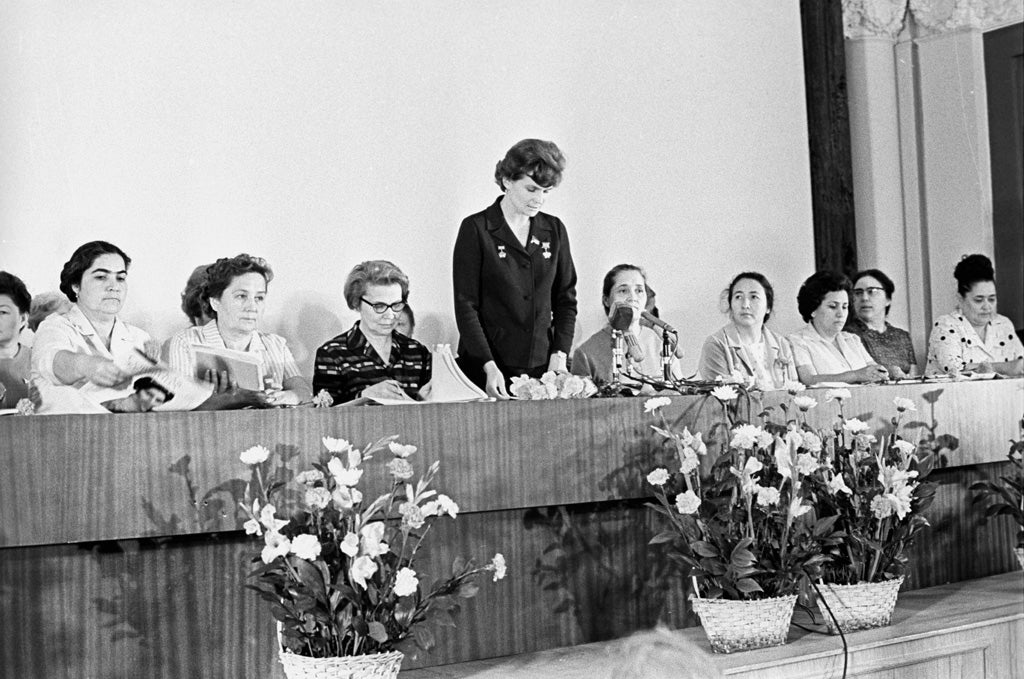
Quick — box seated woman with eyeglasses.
[313,260,432,404]
[844,268,917,377]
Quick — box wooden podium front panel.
[0,380,1021,676]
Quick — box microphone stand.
[610,329,626,388]
[661,329,678,382]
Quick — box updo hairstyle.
[953,254,995,296]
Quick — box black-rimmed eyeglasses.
[361,297,407,314]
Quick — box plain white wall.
[0,1,816,376]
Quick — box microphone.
[609,304,635,332]
[641,310,684,359]
[623,331,645,363]
[640,310,677,334]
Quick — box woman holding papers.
[166,254,311,405]
[313,260,431,404]
[452,139,577,399]
[31,241,159,405]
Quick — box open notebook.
[367,344,488,405]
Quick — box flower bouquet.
[509,371,598,400]
[970,423,1024,570]
[811,391,937,632]
[239,436,506,678]
[644,397,840,652]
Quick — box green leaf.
[289,556,328,605]
[730,547,756,568]
[691,541,719,558]
[368,621,388,644]
[457,582,480,599]
[735,578,763,594]
[413,624,435,652]
[648,531,678,545]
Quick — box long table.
[1,379,1021,677]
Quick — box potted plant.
[811,390,937,633]
[643,394,841,653]
[970,422,1024,570]
[238,435,506,679]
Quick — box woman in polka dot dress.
[926,254,1024,376]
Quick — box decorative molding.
[909,0,1024,37]
[844,0,910,40]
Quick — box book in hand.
[192,346,265,391]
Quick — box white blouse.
[788,324,874,376]
[31,304,151,403]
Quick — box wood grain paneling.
[0,486,1018,677]
[0,506,683,677]
[1,380,1020,547]
[1,381,1021,675]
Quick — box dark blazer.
[453,197,578,370]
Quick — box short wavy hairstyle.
[201,254,273,319]
[181,263,213,325]
[853,268,896,315]
[494,139,566,192]
[0,271,31,316]
[796,271,851,322]
[59,241,132,303]
[726,271,775,323]
[343,260,410,311]
[601,264,647,315]
[953,254,995,296]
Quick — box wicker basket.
[277,625,403,679]
[278,649,404,679]
[689,594,797,653]
[817,576,904,634]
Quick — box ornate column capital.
[843,0,909,39]
[909,0,1024,37]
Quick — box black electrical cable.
[811,581,849,679]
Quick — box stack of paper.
[365,344,488,405]
[427,344,488,402]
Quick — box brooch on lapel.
[497,245,507,259]
[541,242,551,259]
[530,236,541,246]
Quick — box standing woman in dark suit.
[453,139,578,398]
